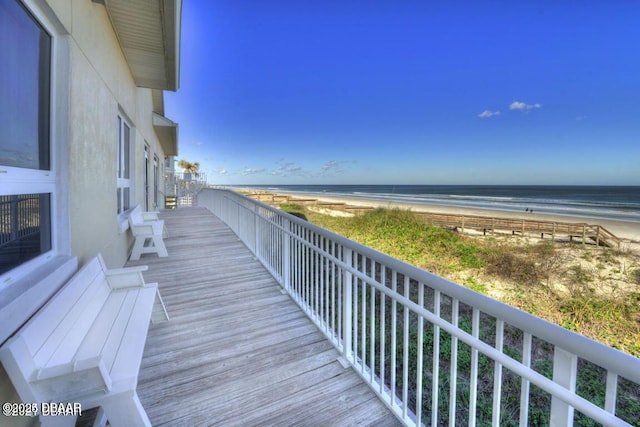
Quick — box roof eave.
[153,112,179,156]
[96,0,181,91]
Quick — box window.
[0,0,53,275]
[116,115,132,214]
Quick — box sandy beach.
[243,189,640,243]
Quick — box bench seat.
[0,254,168,427]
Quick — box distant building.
[0,0,181,418]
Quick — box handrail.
[198,188,638,427]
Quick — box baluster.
[604,371,618,414]
[331,241,337,340]
[343,247,353,361]
[304,228,309,311]
[252,204,258,253]
[432,290,441,427]
[298,226,303,305]
[402,275,410,419]
[370,260,376,383]
[361,255,367,373]
[390,271,398,408]
[449,299,459,427]
[379,266,386,395]
[353,256,360,367]
[283,218,290,290]
[313,233,322,322]
[469,308,480,427]
[550,347,578,426]
[416,283,425,426]
[323,238,327,330]
[519,332,532,427]
[492,319,505,427]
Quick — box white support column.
[550,346,578,427]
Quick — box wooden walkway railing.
[202,188,639,427]
[413,212,621,248]
[247,192,621,248]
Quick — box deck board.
[128,207,400,426]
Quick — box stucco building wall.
[0,1,175,423]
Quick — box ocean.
[238,185,640,223]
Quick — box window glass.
[123,123,130,179]
[0,0,53,275]
[0,194,52,275]
[0,0,50,170]
[117,115,132,214]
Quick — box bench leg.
[101,391,151,427]
[39,414,77,427]
[92,407,107,427]
[151,235,168,257]
[130,235,168,260]
[130,237,146,261]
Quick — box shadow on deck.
[127,207,400,426]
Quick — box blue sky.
[166,1,640,185]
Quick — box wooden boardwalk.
[126,207,400,426]
[249,192,621,248]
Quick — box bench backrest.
[3,256,111,381]
[128,205,144,226]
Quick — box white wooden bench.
[128,205,168,260]
[0,254,168,427]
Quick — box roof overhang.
[95,0,181,91]
[153,112,178,156]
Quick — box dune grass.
[281,205,640,357]
[276,204,640,425]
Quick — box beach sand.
[246,189,640,244]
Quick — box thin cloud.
[320,160,355,176]
[509,101,542,111]
[478,110,501,119]
[241,167,266,176]
[272,160,304,177]
[277,162,302,174]
[215,168,228,175]
[322,160,340,171]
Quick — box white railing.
[164,172,207,207]
[198,189,640,427]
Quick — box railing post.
[343,247,353,362]
[550,347,578,426]
[254,203,259,256]
[283,217,291,291]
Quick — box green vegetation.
[276,204,640,425]
[295,207,640,357]
[279,203,308,220]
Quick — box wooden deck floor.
[127,207,400,426]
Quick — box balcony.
[127,189,639,426]
[126,206,398,426]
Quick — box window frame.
[116,112,134,232]
[1,1,55,283]
[0,0,71,291]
